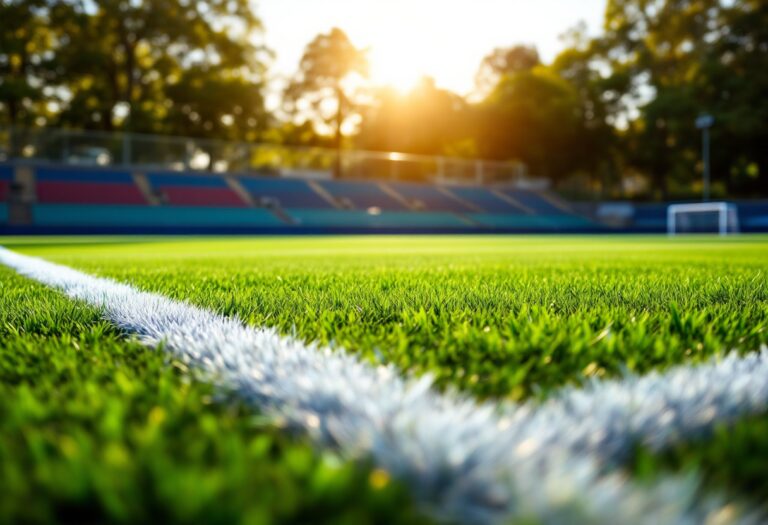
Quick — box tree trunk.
[117,18,137,132]
[7,100,19,158]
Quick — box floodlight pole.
[696,114,714,202]
[702,126,710,201]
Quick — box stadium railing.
[0,126,531,187]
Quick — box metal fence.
[0,127,538,186]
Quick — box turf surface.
[0,265,425,524]
[2,235,768,522]
[8,235,768,400]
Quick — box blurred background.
[1,0,766,201]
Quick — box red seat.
[161,186,247,207]
[0,181,8,201]
[37,181,147,205]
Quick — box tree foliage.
[474,45,540,97]
[598,0,768,197]
[1,0,269,139]
[284,28,367,148]
[357,77,470,156]
[0,0,55,126]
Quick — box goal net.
[667,202,740,236]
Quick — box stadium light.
[695,114,714,202]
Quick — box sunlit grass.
[2,234,768,520]
[0,267,426,524]
[9,235,768,400]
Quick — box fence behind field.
[0,127,540,187]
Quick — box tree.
[51,0,268,136]
[702,0,768,196]
[478,67,588,181]
[591,0,768,198]
[0,0,54,128]
[357,77,471,156]
[550,25,625,196]
[164,68,268,141]
[284,28,368,177]
[474,45,540,98]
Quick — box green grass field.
[2,235,768,523]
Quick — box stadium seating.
[36,167,147,205]
[501,189,568,215]
[147,173,246,207]
[449,186,528,214]
[389,182,474,213]
[18,162,768,235]
[239,177,332,208]
[0,204,7,224]
[286,209,471,228]
[319,180,407,210]
[33,204,284,227]
[0,165,12,202]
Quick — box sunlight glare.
[369,41,425,93]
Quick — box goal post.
[667,202,740,236]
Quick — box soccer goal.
[667,202,740,236]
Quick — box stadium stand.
[32,205,284,227]
[389,182,474,213]
[319,180,408,210]
[286,209,470,228]
[449,186,529,214]
[6,162,768,234]
[35,167,147,205]
[501,189,569,215]
[0,165,12,202]
[239,177,332,208]
[147,173,247,207]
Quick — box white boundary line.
[0,246,764,524]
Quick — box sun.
[368,41,426,93]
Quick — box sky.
[259,0,607,97]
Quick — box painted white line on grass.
[0,247,762,524]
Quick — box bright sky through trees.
[260,0,605,94]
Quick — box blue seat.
[320,180,407,210]
[450,187,526,214]
[0,203,7,224]
[389,183,473,212]
[240,177,331,208]
[33,204,284,227]
[37,167,134,184]
[503,190,567,215]
[147,173,230,188]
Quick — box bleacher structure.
[148,173,248,208]
[1,162,767,234]
[0,165,12,225]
